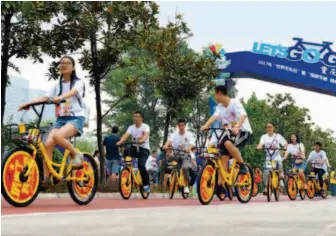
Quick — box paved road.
[2,196,336,236]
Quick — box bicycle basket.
[3,123,48,146]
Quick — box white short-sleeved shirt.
[308,150,328,169]
[46,80,85,117]
[286,143,305,157]
[126,123,150,150]
[213,99,252,133]
[259,133,287,161]
[169,131,195,150]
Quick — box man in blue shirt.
[103,126,121,183]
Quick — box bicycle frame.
[19,125,89,182]
[207,147,240,187]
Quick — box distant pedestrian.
[103,126,121,183]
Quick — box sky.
[8,1,336,136]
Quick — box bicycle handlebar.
[262,147,287,151]
[22,100,66,110]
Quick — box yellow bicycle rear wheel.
[321,180,328,199]
[68,153,98,205]
[235,164,254,203]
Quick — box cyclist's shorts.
[294,162,307,171]
[53,116,85,135]
[218,130,251,156]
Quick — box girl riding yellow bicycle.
[18,56,86,188]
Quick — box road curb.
[37,192,198,199]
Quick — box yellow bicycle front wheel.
[286,176,297,201]
[119,167,133,200]
[1,147,41,207]
[197,162,216,205]
[169,171,177,199]
[306,179,315,199]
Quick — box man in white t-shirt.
[201,85,252,175]
[163,119,195,194]
[117,111,151,193]
[257,122,287,194]
[307,142,331,193]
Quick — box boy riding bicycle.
[200,85,252,177]
[163,119,196,194]
[307,142,331,194]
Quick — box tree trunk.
[90,29,105,183]
[162,108,171,145]
[1,13,12,128]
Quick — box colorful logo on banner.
[205,43,231,125]
[252,38,336,68]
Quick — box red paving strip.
[1,195,323,216]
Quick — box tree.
[141,17,218,144]
[102,48,165,150]
[1,1,85,127]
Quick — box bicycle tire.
[274,172,280,201]
[306,179,315,199]
[252,182,259,197]
[197,162,216,205]
[321,180,328,199]
[1,147,41,207]
[181,187,189,199]
[215,171,226,201]
[169,171,177,199]
[215,184,226,201]
[286,176,297,201]
[298,179,306,200]
[267,171,272,202]
[119,167,133,200]
[235,164,254,204]
[140,185,150,199]
[226,183,233,200]
[68,153,98,205]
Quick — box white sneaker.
[184,186,190,194]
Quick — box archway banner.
[225,38,336,97]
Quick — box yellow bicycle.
[197,128,254,205]
[286,158,306,200]
[306,162,328,199]
[167,148,190,199]
[262,147,286,202]
[119,142,149,200]
[1,101,98,207]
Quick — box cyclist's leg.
[181,154,190,183]
[53,123,82,164]
[43,129,58,182]
[217,155,230,185]
[317,168,325,189]
[297,162,307,188]
[137,148,150,189]
[277,159,285,188]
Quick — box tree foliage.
[1,1,86,126]
[241,93,336,169]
